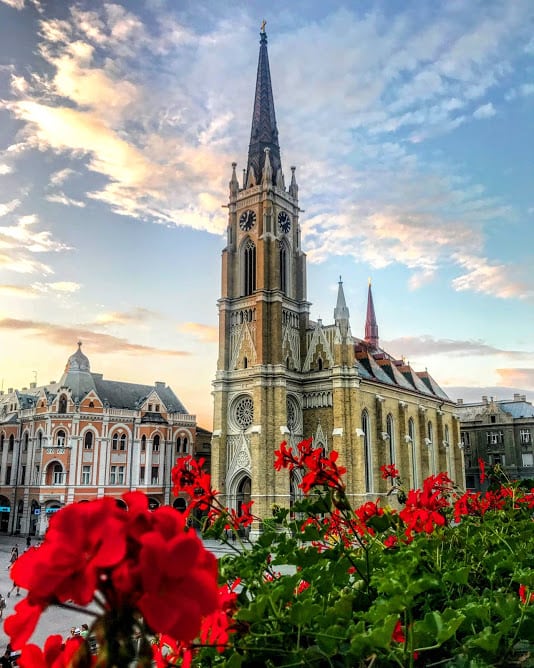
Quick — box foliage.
[4,445,534,667]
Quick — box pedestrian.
[6,546,18,570]
[0,594,5,620]
[6,581,20,598]
[25,536,31,549]
[80,624,89,639]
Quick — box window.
[56,430,66,447]
[243,239,256,296]
[280,242,287,293]
[139,466,145,484]
[317,358,323,371]
[490,453,505,466]
[37,431,43,449]
[20,465,26,485]
[408,418,417,486]
[386,414,395,465]
[487,431,503,445]
[34,465,40,485]
[522,453,533,467]
[243,357,248,369]
[89,401,94,408]
[151,466,159,484]
[58,394,67,413]
[112,433,119,450]
[141,435,146,452]
[81,466,91,485]
[53,464,63,485]
[0,434,3,452]
[120,434,127,451]
[23,433,29,452]
[182,436,188,452]
[490,415,496,424]
[8,435,14,452]
[461,432,470,446]
[110,466,125,485]
[84,432,93,450]
[155,404,160,412]
[520,429,531,444]
[362,410,372,493]
[152,434,160,452]
[148,404,153,412]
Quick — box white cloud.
[49,167,75,186]
[520,83,534,96]
[0,0,24,9]
[452,254,534,300]
[473,102,496,119]
[46,193,86,208]
[0,164,13,175]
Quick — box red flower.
[380,464,399,480]
[478,458,486,484]
[384,535,398,549]
[4,598,44,650]
[519,584,534,605]
[224,501,254,532]
[274,441,297,471]
[171,456,218,511]
[18,635,85,668]
[392,620,406,643]
[199,579,241,651]
[399,474,451,539]
[137,523,219,642]
[296,580,310,595]
[11,497,127,608]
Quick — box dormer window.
[155,404,160,412]
[58,395,67,414]
[89,401,94,408]
[148,404,153,412]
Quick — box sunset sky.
[0,0,533,428]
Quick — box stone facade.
[0,344,199,535]
[211,28,463,526]
[457,394,534,490]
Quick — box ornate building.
[0,344,198,535]
[211,27,463,525]
[457,394,534,490]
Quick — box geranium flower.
[478,458,486,484]
[171,456,218,511]
[392,620,406,643]
[4,598,44,650]
[137,528,219,642]
[380,464,399,480]
[519,584,534,605]
[11,497,127,607]
[17,635,85,668]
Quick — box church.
[211,26,463,525]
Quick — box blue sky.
[0,0,533,427]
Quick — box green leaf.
[224,651,244,668]
[288,601,321,625]
[444,566,471,585]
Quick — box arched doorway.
[236,476,251,517]
[30,500,40,536]
[173,498,187,512]
[0,495,10,533]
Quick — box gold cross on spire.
[260,19,266,32]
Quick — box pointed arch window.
[408,418,417,486]
[0,433,4,452]
[243,238,256,296]
[8,434,14,452]
[141,435,147,452]
[279,241,288,294]
[386,414,395,465]
[152,434,160,452]
[362,410,372,493]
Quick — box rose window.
[234,396,254,430]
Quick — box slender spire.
[364,279,379,348]
[246,22,281,187]
[334,277,350,337]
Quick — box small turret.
[334,277,351,338]
[289,166,298,199]
[229,162,239,197]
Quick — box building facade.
[211,27,463,525]
[0,344,199,535]
[457,394,534,490]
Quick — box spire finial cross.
[260,19,267,33]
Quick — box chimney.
[514,393,520,400]
[457,399,463,405]
[482,395,488,404]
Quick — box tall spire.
[334,276,351,337]
[364,278,379,348]
[246,22,281,187]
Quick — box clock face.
[278,211,291,234]
[239,209,256,231]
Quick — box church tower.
[211,24,308,522]
[211,26,463,525]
